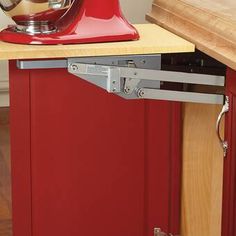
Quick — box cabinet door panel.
[10,61,182,236]
[30,68,146,236]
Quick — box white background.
[0,0,153,106]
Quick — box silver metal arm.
[17,55,227,155]
[68,61,225,105]
[16,55,225,105]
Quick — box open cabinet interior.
[162,52,226,236]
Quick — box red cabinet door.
[10,60,182,236]
[222,68,236,236]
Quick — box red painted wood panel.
[9,60,182,236]
[222,68,236,236]
[9,61,32,236]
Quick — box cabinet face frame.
[9,61,32,236]
[9,60,182,236]
[222,68,236,236]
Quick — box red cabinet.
[9,61,182,236]
[222,68,236,236]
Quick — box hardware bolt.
[70,64,79,71]
[112,80,116,84]
[138,90,145,97]
[125,87,131,94]
[113,88,116,92]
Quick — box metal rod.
[17,59,68,69]
[138,88,224,104]
[120,67,225,86]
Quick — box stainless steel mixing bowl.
[0,0,72,34]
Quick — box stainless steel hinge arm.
[68,62,225,105]
[16,56,227,154]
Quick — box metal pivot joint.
[216,96,229,157]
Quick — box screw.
[124,87,131,94]
[112,80,116,84]
[134,72,138,76]
[113,88,116,92]
[138,90,145,97]
[70,64,79,71]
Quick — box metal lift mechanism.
[17,54,228,158]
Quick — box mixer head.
[0,0,139,44]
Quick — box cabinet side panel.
[9,61,32,236]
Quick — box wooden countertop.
[147,0,236,70]
[0,24,194,60]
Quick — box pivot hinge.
[16,56,225,105]
[67,56,225,105]
[154,228,180,236]
[16,55,227,155]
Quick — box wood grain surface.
[0,108,12,236]
[146,0,236,70]
[0,24,194,60]
[181,103,224,236]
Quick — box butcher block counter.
[147,0,236,70]
[0,24,194,59]
[147,1,236,236]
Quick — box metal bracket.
[17,54,227,153]
[17,55,224,104]
[67,56,225,104]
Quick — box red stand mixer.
[0,0,139,44]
